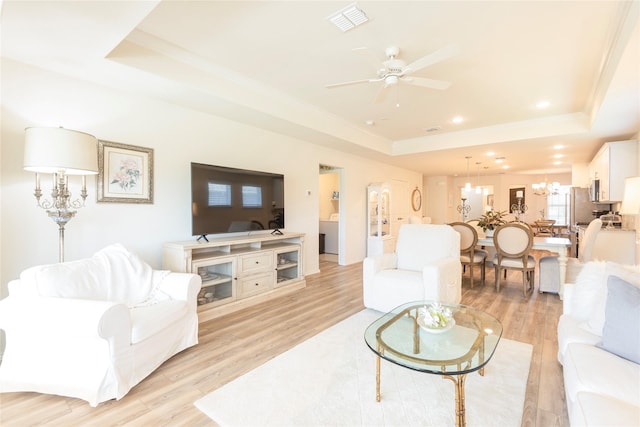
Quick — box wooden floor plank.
[0,259,569,426]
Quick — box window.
[208,182,231,206]
[242,185,262,208]
[546,185,571,224]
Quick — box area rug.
[195,309,532,427]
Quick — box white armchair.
[363,224,462,312]
[0,244,201,406]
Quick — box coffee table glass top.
[364,301,503,376]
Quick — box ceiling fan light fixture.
[385,75,399,86]
[328,3,368,32]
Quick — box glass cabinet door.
[368,183,391,239]
[192,256,236,307]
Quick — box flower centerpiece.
[477,210,507,234]
[418,302,454,331]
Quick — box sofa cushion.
[570,391,640,427]
[557,315,601,364]
[563,342,640,408]
[597,275,640,364]
[366,269,424,312]
[396,224,458,271]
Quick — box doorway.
[319,165,342,265]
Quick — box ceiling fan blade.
[373,84,389,103]
[403,76,451,90]
[403,44,459,74]
[325,78,379,89]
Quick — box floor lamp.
[23,127,98,262]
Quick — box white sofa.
[557,260,640,426]
[0,244,201,406]
[363,224,461,313]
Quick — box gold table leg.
[443,374,467,427]
[375,355,381,402]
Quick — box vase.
[485,229,494,238]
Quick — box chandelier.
[532,177,560,197]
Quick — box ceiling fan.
[325,45,457,99]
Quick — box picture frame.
[97,140,154,204]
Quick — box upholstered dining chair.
[492,222,536,297]
[538,218,602,293]
[450,222,486,288]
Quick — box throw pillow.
[597,275,640,364]
[585,262,640,335]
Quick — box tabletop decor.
[478,209,507,235]
[417,302,454,332]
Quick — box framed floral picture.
[97,140,154,203]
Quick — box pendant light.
[475,162,482,194]
[464,156,471,191]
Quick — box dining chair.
[492,222,536,297]
[533,219,556,236]
[450,222,486,288]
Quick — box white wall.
[0,59,422,297]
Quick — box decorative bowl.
[417,303,455,333]
[417,316,455,334]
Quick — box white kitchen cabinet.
[590,140,637,202]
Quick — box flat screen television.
[191,162,284,238]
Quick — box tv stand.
[163,232,305,322]
[197,234,209,242]
[271,228,283,235]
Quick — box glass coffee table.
[364,301,503,427]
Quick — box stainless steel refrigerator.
[570,187,594,227]
[569,187,611,257]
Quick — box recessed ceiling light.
[486,151,495,156]
[553,161,562,165]
[327,3,368,32]
[452,116,464,124]
[365,119,375,126]
[553,154,563,159]
[502,165,510,169]
[553,144,564,149]
[536,100,550,109]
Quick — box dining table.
[477,235,571,298]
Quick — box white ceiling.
[2,1,639,177]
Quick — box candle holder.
[33,172,91,262]
[457,197,471,221]
[510,196,528,222]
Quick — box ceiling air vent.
[327,3,368,32]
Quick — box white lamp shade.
[620,176,640,215]
[24,127,98,175]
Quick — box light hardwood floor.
[0,253,569,426]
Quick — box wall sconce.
[24,127,98,262]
